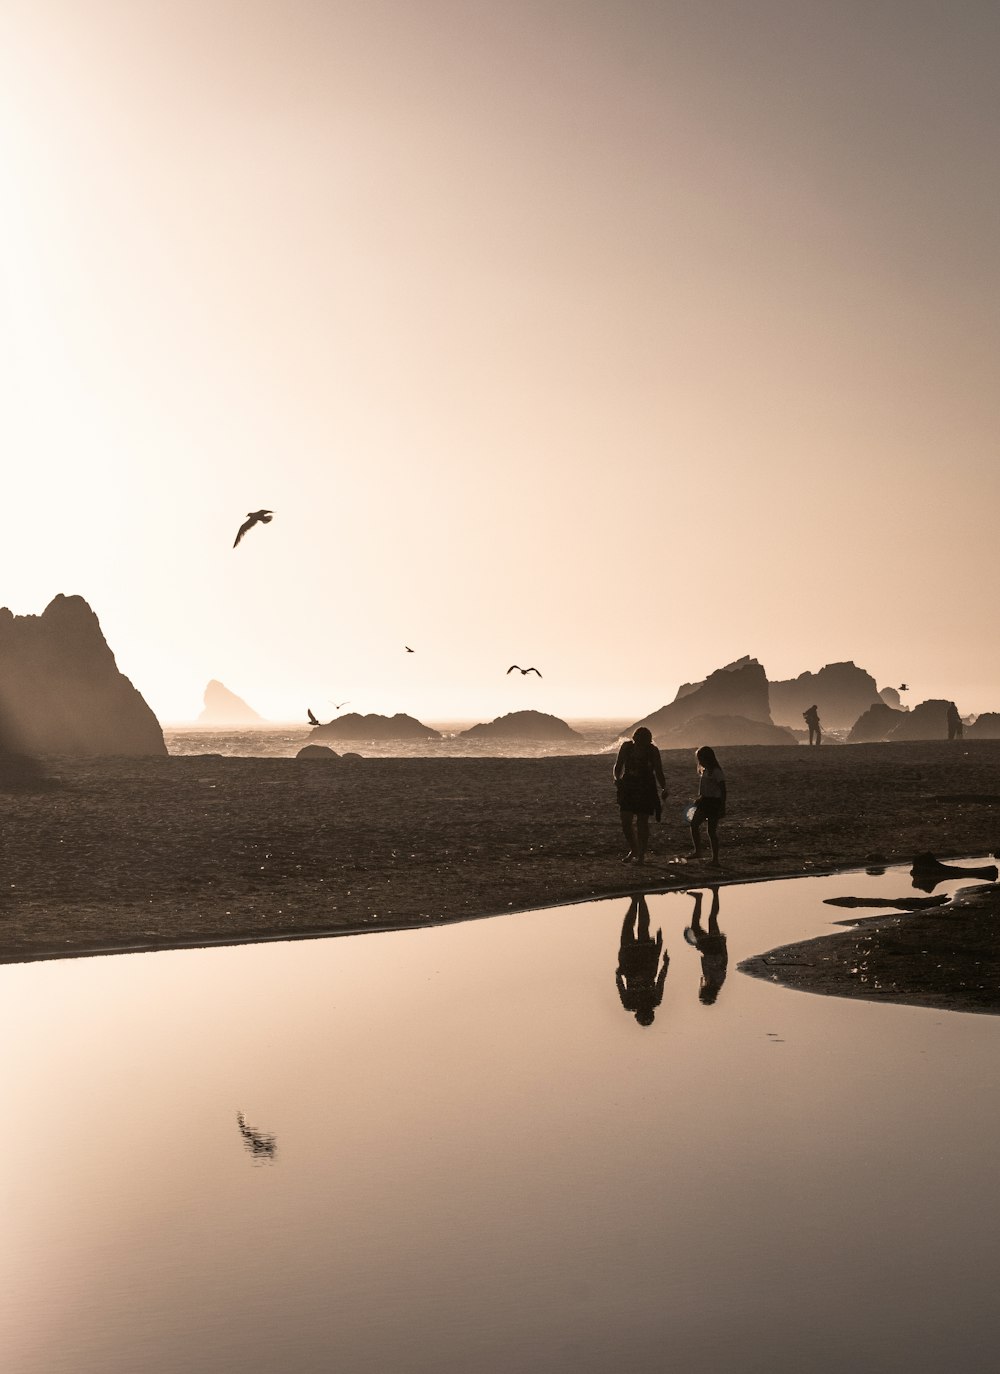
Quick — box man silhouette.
[803,704,821,746]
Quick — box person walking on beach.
[683,887,728,1005]
[803,704,821,746]
[613,727,668,864]
[615,893,669,1026]
[688,745,726,865]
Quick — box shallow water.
[4,864,999,1374]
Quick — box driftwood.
[910,852,999,893]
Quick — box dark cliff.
[0,595,166,756]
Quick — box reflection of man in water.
[616,893,669,1026]
[803,704,821,746]
[683,887,728,1005]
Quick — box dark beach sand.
[2,740,998,1010]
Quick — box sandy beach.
[2,740,998,1007]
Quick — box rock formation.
[655,714,797,748]
[198,680,264,724]
[769,661,882,730]
[847,702,905,743]
[879,687,902,709]
[459,710,582,741]
[888,700,961,741]
[630,658,772,737]
[848,698,963,743]
[308,712,441,741]
[0,594,166,756]
[967,713,1000,739]
[296,744,340,759]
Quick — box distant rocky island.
[308,712,441,741]
[198,680,264,725]
[0,594,166,756]
[459,710,581,741]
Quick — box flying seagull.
[233,509,273,547]
[507,665,542,677]
[329,700,350,711]
[898,683,909,692]
[405,645,415,653]
[307,708,320,726]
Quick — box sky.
[1,0,997,724]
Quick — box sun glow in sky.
[1,0,998,723]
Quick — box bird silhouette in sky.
[329,700,350,711]
[507,665,542,677]
[233,510,273,547]
[405,645,415,653]
[307,708,320,726]
[899,683,909,692]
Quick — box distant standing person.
[803,704,821,746]
[689,746,726,865]
[613,727,668,865]
[947,703,963,741]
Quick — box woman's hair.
[696,745,719,770]
[632,726,653,746]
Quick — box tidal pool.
[3,865,999,1374]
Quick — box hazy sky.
[2,0,997,722]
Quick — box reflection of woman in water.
[613,727,668,865]
[616,893,669,1026]
[683,887,728,1005]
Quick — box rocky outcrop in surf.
[630,657,773,738]
[198,680,264,724]
[769,661,882,730]
[459,710,581,741]
[848,702,906,743]
[0,594,166,755]
[966,713,1000,739]
[309,712,441,741]
[655,713,797,748]
[888,699,961,741]
[848,698,961,743]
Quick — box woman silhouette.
[613,727,668,864]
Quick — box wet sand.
[2,740,999,1010]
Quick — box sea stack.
[768,662,882,730]
[198,680,265,724]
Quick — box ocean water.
[164,720,630,759]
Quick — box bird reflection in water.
[684,887,728,1005]
[236,1111,277,1161]
[616,894,669,1026]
